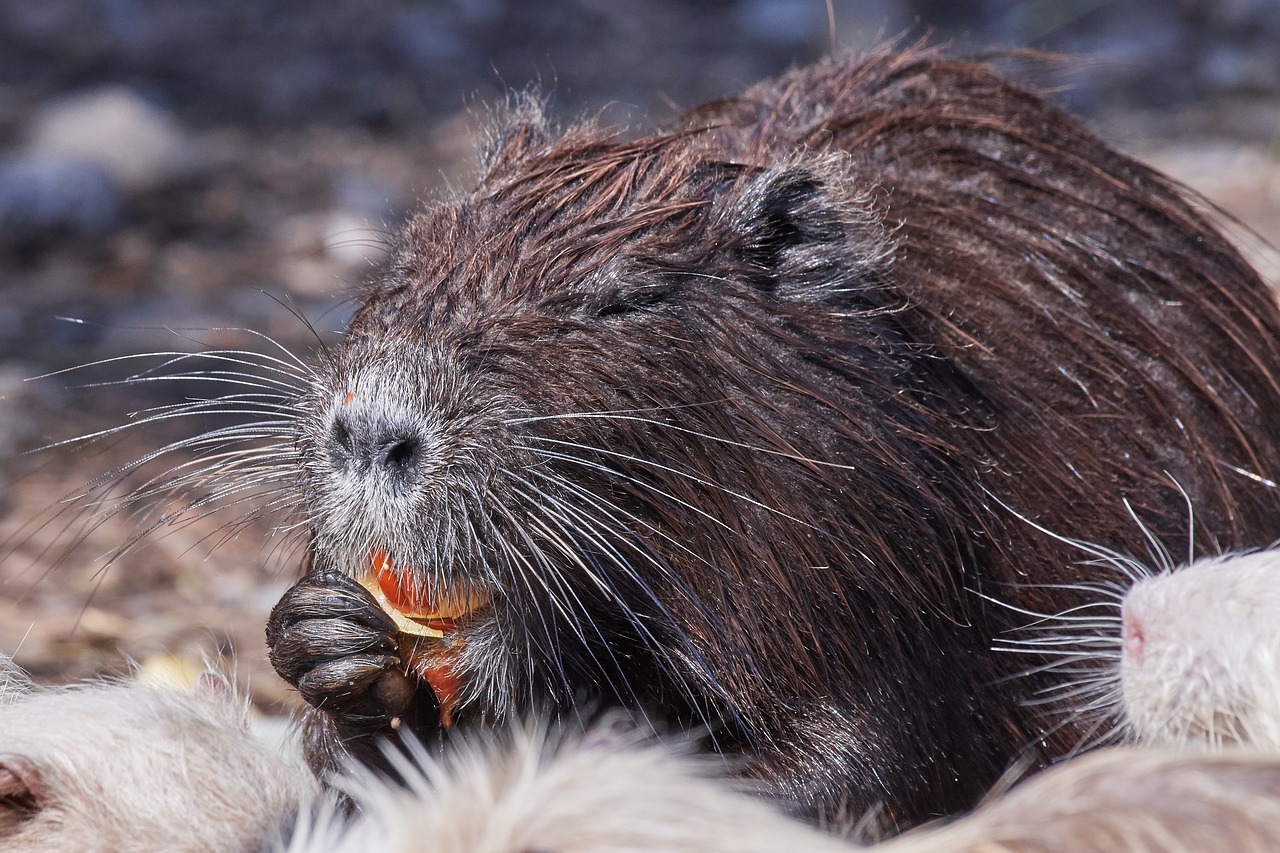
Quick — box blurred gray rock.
[27,87,197,194]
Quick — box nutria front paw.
[266,569,416,728]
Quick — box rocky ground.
[0,0,1277,716]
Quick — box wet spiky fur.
[267,46,1280,826]
[45,45,1280,828]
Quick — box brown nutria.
[261,44,1280,830]
[0,653,319,852]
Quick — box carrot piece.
[372,548,425,611]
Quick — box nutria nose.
[382,436,420,471]
[328,405,427,483]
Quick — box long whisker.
[521,438,812,530]
[534,433,816,527]
[504,481,658,722]
[7,329,316,598]
[503,469,732,742]
[511,410,856,471]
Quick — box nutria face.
[295,124,912,723]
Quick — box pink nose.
[1122,608,1146,665]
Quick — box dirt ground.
[1,2,1278,717]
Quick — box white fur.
[10,649,1280,853]
[3,654,850,853]
[285,723,851,853]
[0,657,319,852]
[292,731,1280,853]
[881,747,1280,853]
[1121,550,1280,748]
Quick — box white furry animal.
[1119,549,1280,748]
[879,746,1280,852]
[285,723,853,853]
[0,652,850,853]
[9,649,1280,853]
[294,727,1280,853]
[990,508,1280,752]
[0,654,318,852]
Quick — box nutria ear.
[0,754,46,815]
[194,670,237,713]
[719,164,882,292]
[740,168,843,253]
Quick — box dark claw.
[298,686,442,786]
[370,668,418,720]
[297,654,403,711]
[267,570,397,637]
[268,568,418,718]
[267,568,444,778]
[269,618,398,685]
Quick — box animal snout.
[327,398,432,486]
[381,434,421,473]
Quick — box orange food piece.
[360,549,491,638]
[360,548,489,726]
[370,548,489,621]
[357,572,446,639]
[403,650,463,729]
[372,548,417,611]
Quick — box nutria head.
[1120,550,1280,749]
[294,104,974,734]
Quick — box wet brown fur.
[269,45,1280,830]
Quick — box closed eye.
[596,287,672,319]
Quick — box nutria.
[263,44,1280,829]
[880,747,1280,853]
[1010,542,1280,750]
[0,654,318,852]
[288,722,857,853]
[1119,550,1280,748]
[991,513,1280,752]
[2,652,839,853]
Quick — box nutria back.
[266,45,1280,829]
[880,747,1280,853]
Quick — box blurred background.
[1,0,1277,711]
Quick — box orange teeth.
[357,548,489,638]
